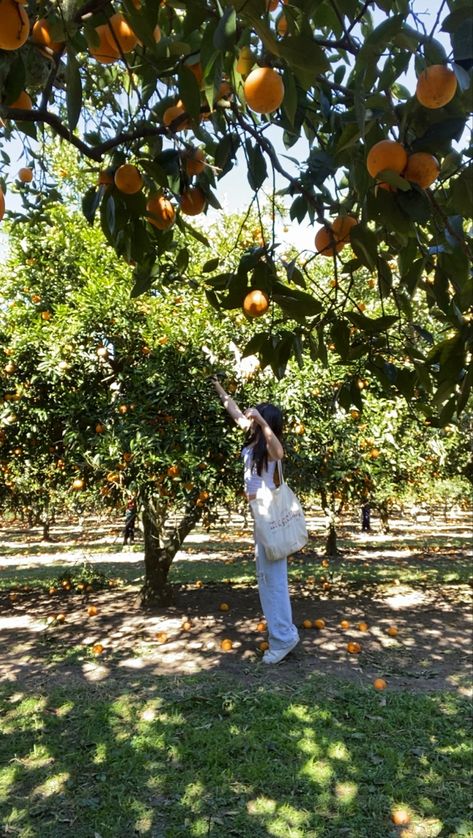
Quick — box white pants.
[255,537,299,651]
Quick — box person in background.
[123,497,137,547]
[211,376,300,665]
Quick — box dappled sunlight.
[31,770,70,799]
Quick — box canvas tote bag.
[250,461,308,561]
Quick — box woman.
[211,377,300,664]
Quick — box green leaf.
[349,224,378,271]
[177,66,201,122]
[175,248,189,273]
[396,188,431,224]
[449,167,473,217]
[202,257,220,273]
[245,140,268,191]
[330,319,350,360]
[66,49,82,132]
[130,265,157,297]
[346,312,398,332]
[289,195,307,223]
[213,6,237,51]
[272,284,323,317]
[279,36,330,74]
[82,187,101,225]
[282,66,298,127]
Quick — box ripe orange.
[220,638,233,651]
[366,140,408,179]
[256,620,267,632]
[391,809,411,826]
[373,678,387,690]
[357,621,369,632]
[181,620,193,631]
[386,625,398,637]
[105,13,138,53]
[332,215,357,244]
[315,225,344,257]
[95,423,105,433]
[258,640,269,651]
[114,163,143,194]
[314,618,326,629]
[89,24,120,63]
[0,0,30,50]
[91,642,104,655]
[32,18,64,52]
[155,631,168,644]
[8,91,33,110]
[242,289,270,317]
[72,477,84,490]
[403,152,439,188]
[346,641,361,654]
[17,167,33,184]
[244,67,285,114]
[180,187,206,215]
[56,613,66,623]
[184,147,206,176]
[87,605,98,617]
[163,101,190,131]
[146,194,176,230]
[416,64,457,109]
[339,620,350,630]
[302,619,313,629]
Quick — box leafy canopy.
[0,0,471,422]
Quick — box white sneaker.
[262,637,300,665]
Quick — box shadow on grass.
[0,668,471,838]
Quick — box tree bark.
[139,496,201,607]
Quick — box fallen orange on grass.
[256,620,267,632]
[339,620,350,630]
[91,643,104,655]
[357,621,369,632]
[87,605,98,617]
[314,618,326,629]
[373,678,387,690]
[386,625,398,637]
[391,808,411,826]
[302,619,313,629]
[347,641,361,654]
[220,638,233,651]
[155,631,168,644]
[258,640,269,651]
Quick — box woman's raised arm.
[211,377,252,431]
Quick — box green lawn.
[0,675,471,838]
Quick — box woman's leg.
[255,537,299,652]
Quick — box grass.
[0,675,471,838]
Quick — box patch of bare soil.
[1,560,471,696]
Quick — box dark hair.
[245,403,284,475]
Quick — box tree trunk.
[321,489,341,556]
[139,496,201,607]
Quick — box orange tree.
[0,0,471,424]
[0,202,255,603]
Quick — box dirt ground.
[1,514,472,695]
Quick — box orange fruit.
[72,477,84,490]
[155,631,168,644]
[184,147,206,176]
[373,678,387,690]
[277,14,288,36]
[366,140,408,179]
[89,24,120,63]
[87,605,98,617]
[180,186,206,216]
[114,163,143,194]
[91,642,104,655]
[242,289,270,317]
[315,225,345,257]
[339,620,350,630]
[386,625,398,637]
[0,0,30,50]
[220,638,233,651]
[258,640,269,651]
[416,64,457,109]
[357,621,369,632]
[181,620,193,631]
[163,101,190,131]
[146,194,176,230]
[403,152,439,188]
[244,67,285,114]
[18,167,33,183]
[391,809,411,826]
[302,619,313,629]
[32,17,64,52]
[219,602,230,612]
[105,13,138,53]
[153,24,161,43]
[346,641,361,654]
[256,620,267,632]
[314,618,326,629]
[56,613,66,623]
[8,91,32,110]
[167,464,180,478]
[95,423,105,433]
[332,215,357,244]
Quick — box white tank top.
[242,446,279,496]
